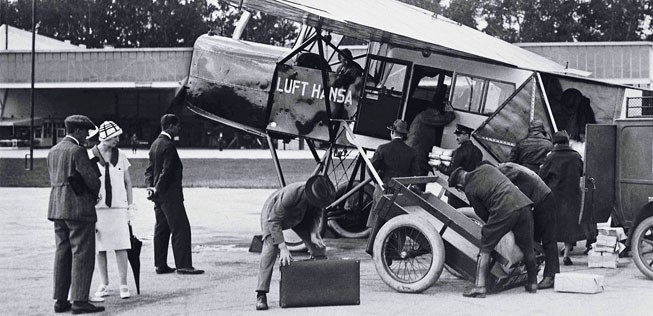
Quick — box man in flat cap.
[448,164,538,298]
[255,175,336,310]
[367,119,420,227]
[437,124,482,175]
[508,119,553,174]
[47,115,105,314]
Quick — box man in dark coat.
[508,119,553,173]
[437,124,483,175]
[498,162,559,289]
[406,90,456,178]
[448,164,538,298]
[145,114,203,275]
[48,115,105,314]
[255,175,336,310]
[539,131,595,265]
[367,119,420,227]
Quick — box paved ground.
[0,148,324,159]
[1,187,652,316]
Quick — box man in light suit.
[145,114,203,275]
[47,115,105,314]
[255,175,336,310]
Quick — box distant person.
[255,175,336,310]
[47,115,105,314]
[367,119,420,227]
[130,133,139,154]
[497,162,558,289]
[406,86,456,180]
[508,119,553,174]
[145,114,204,275]
[436,124,482,175]
[89,121,136,300]
[448,165,537,298]
[539,131,595,265]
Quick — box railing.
[625,97,653,118]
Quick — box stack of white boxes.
[428,146,454,169]
[587,224,626,269]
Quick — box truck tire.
[631,216,653,280]
[327,181,373,239]
[373,215,445,293]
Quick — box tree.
[4,0,297,48]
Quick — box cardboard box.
[595,234,618,247]
[588,250,618,269]
[591,242,616,253]
[554,273,604,294]
[596,225,627,241]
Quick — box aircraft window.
[383,65,407,93]
[452,74,484,112]
[483,80,515,114]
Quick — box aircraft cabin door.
[354,56,412,140]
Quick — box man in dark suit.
[255,175,336,310]
[367,119,420,227]
[145,114,203,275]
[47,115,105,314]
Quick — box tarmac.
[0,147,324,159]
[1,186,653,316]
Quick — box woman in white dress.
[89,121,136,300]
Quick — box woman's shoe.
[119,285,130,299]
[94,284,110,297]
[563,257,573,266]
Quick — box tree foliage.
[3,0,296,48]
[3,0,652,47]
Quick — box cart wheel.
[631,216,653,280]
[327,181,373,239]
[373,215,445,293]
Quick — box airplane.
[175,0,653,251]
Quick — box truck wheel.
[631,216,653,280]
[327,181,373,239]
[373,215,445,293]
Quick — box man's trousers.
[53,220,95,302]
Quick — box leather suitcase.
[279,259,360,308]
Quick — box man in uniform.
[448,164,538,298]
[508,119,553,173]
[48,115,105,314]
[255,175,336,310]
[437,124,482,175]
[498,162,559,289]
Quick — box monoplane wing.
[232,0,567,73]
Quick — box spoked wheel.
[373,215,445,293]
[327,181,373,238]
[631,216,653,280]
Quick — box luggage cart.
[367,175,541,293]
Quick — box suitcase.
[279,259,360,308]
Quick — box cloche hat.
[98,121,123,141]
